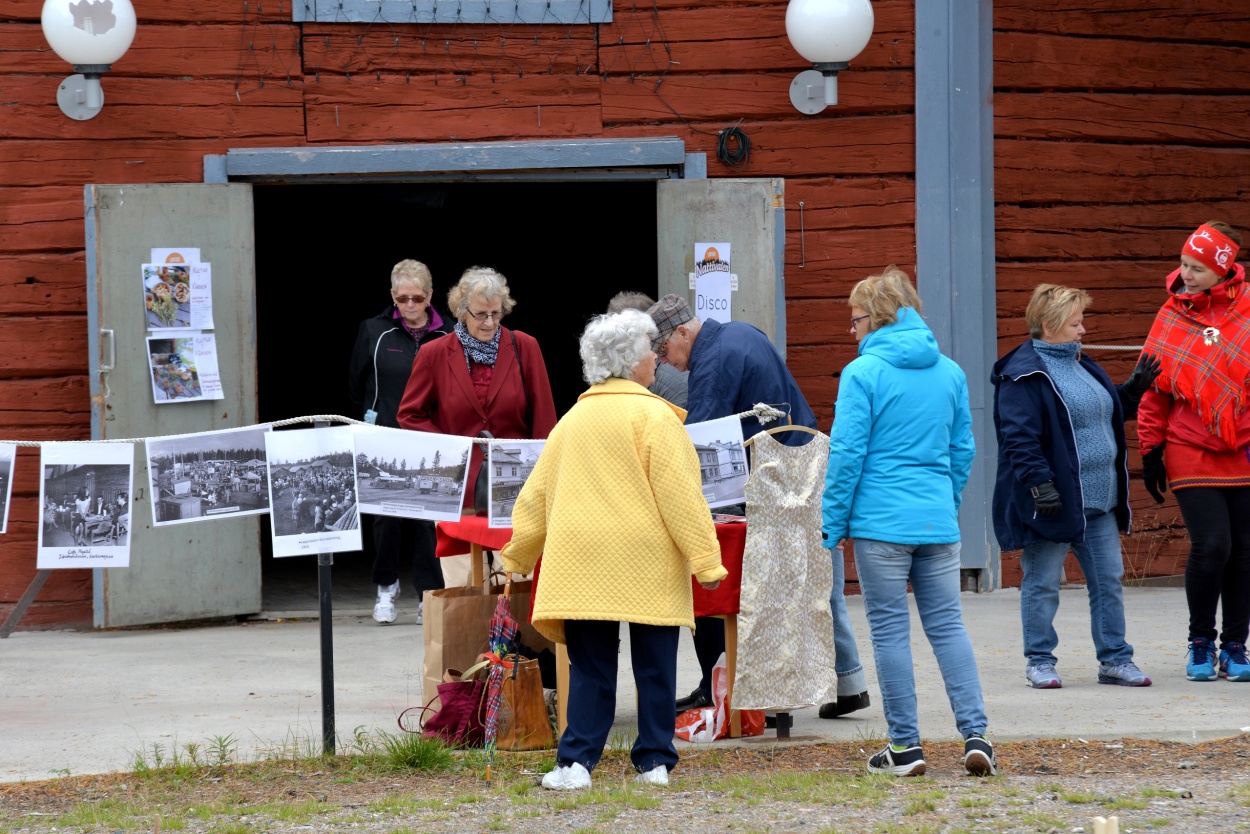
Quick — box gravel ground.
[3,736,1249,833]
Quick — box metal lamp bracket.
[57,64,112,120]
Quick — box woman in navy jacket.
[992,284,1159,690]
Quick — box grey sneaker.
[1025,663,1062,689]
[1098,660,1151,687]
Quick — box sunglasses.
[394,294,427,305]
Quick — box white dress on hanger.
[732,430,838,711]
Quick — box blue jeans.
[831,548,867,696]
[854,539,988,746]
[1020,510,1133,667]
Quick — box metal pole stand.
[318,551,336,757]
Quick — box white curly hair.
[579,309,657,386]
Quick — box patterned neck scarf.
[1143,266,1250,447]
[454,321,501,368]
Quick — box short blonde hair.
[847,266,922,329]
[447,266,516,322]
[1025,284,1090,340]
[390,259,433,293]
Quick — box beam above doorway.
[211,138,690,183]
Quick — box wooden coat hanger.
[743,421,821,447]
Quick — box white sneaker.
[416,600,423,626]
[635,765,669,786]
[541,762,591,790]
[372,581,399,624]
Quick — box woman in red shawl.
[1139,221,1250,683]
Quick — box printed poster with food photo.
[146,333,224,403]
[142,263,193,330]
[37,441,134,568]
[149,251,212,328]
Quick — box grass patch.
[903,789,945,815]
[376,731,456,772]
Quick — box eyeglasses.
[394,294,427,305]
[850,314,870,329]
[467,309,503,322]
[655,333,674,358]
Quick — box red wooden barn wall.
[992,0,1250,585]
[0,0,914,627]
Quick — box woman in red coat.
[1139,221,1250,683]
[397,266,558,513]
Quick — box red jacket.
[397,327,558,507]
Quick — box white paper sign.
[684,416,748,509]
[147,332,224,403]
[38,442,135,568]
[188,262,214,330]
[0,443,15,535]
[265,427,363,557]
[352,425,472,522]
[694,242,732,323]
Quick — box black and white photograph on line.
[264,426,361,557]
[144,426,272,527]
[685,416,749,509]
[0,442,15,534]
[351,425,472,522]
[37,442,134,568]
[487,439,546,528]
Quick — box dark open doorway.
[252,180,659,610]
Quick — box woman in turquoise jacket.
[821,266,993,779]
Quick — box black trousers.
[692,615,726,699]
[1175,486,1250,645]
[558,619,680,774]
[370,515,445,595]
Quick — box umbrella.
[482,584,521,781]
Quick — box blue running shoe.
[1187,637,1218,681]
[1219,641,1250,682]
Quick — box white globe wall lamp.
[40,0,137,120]
[785,0,874,114]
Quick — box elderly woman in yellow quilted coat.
[502,308,726,792]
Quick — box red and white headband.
[1183,224,1240,275]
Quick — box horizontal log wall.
[993,0,1250,580]
[0,0,914,625]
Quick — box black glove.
[1121,352,1162,403]
[1030,481,1062,517]
[1142,445,1167,504]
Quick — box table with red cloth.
[435,516,750,737]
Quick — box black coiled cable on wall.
[716,124,751,168]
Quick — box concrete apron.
[2,587,1246,783]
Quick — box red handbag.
[400,676,488,748]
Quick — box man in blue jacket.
[648,294,870,719]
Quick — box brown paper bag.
[497,656,555,751]
[422,580,550,711]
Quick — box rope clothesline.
[0,403,791,449]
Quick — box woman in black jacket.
[348,259,451,625]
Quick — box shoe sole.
[868,761,926,777]
[1187,671,1218,681]
[1027,680,1062,689]
[964,751,996,777]
[1221,670,1250,681]
[1098,675,1151,686]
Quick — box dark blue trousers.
[558,619,680,774]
